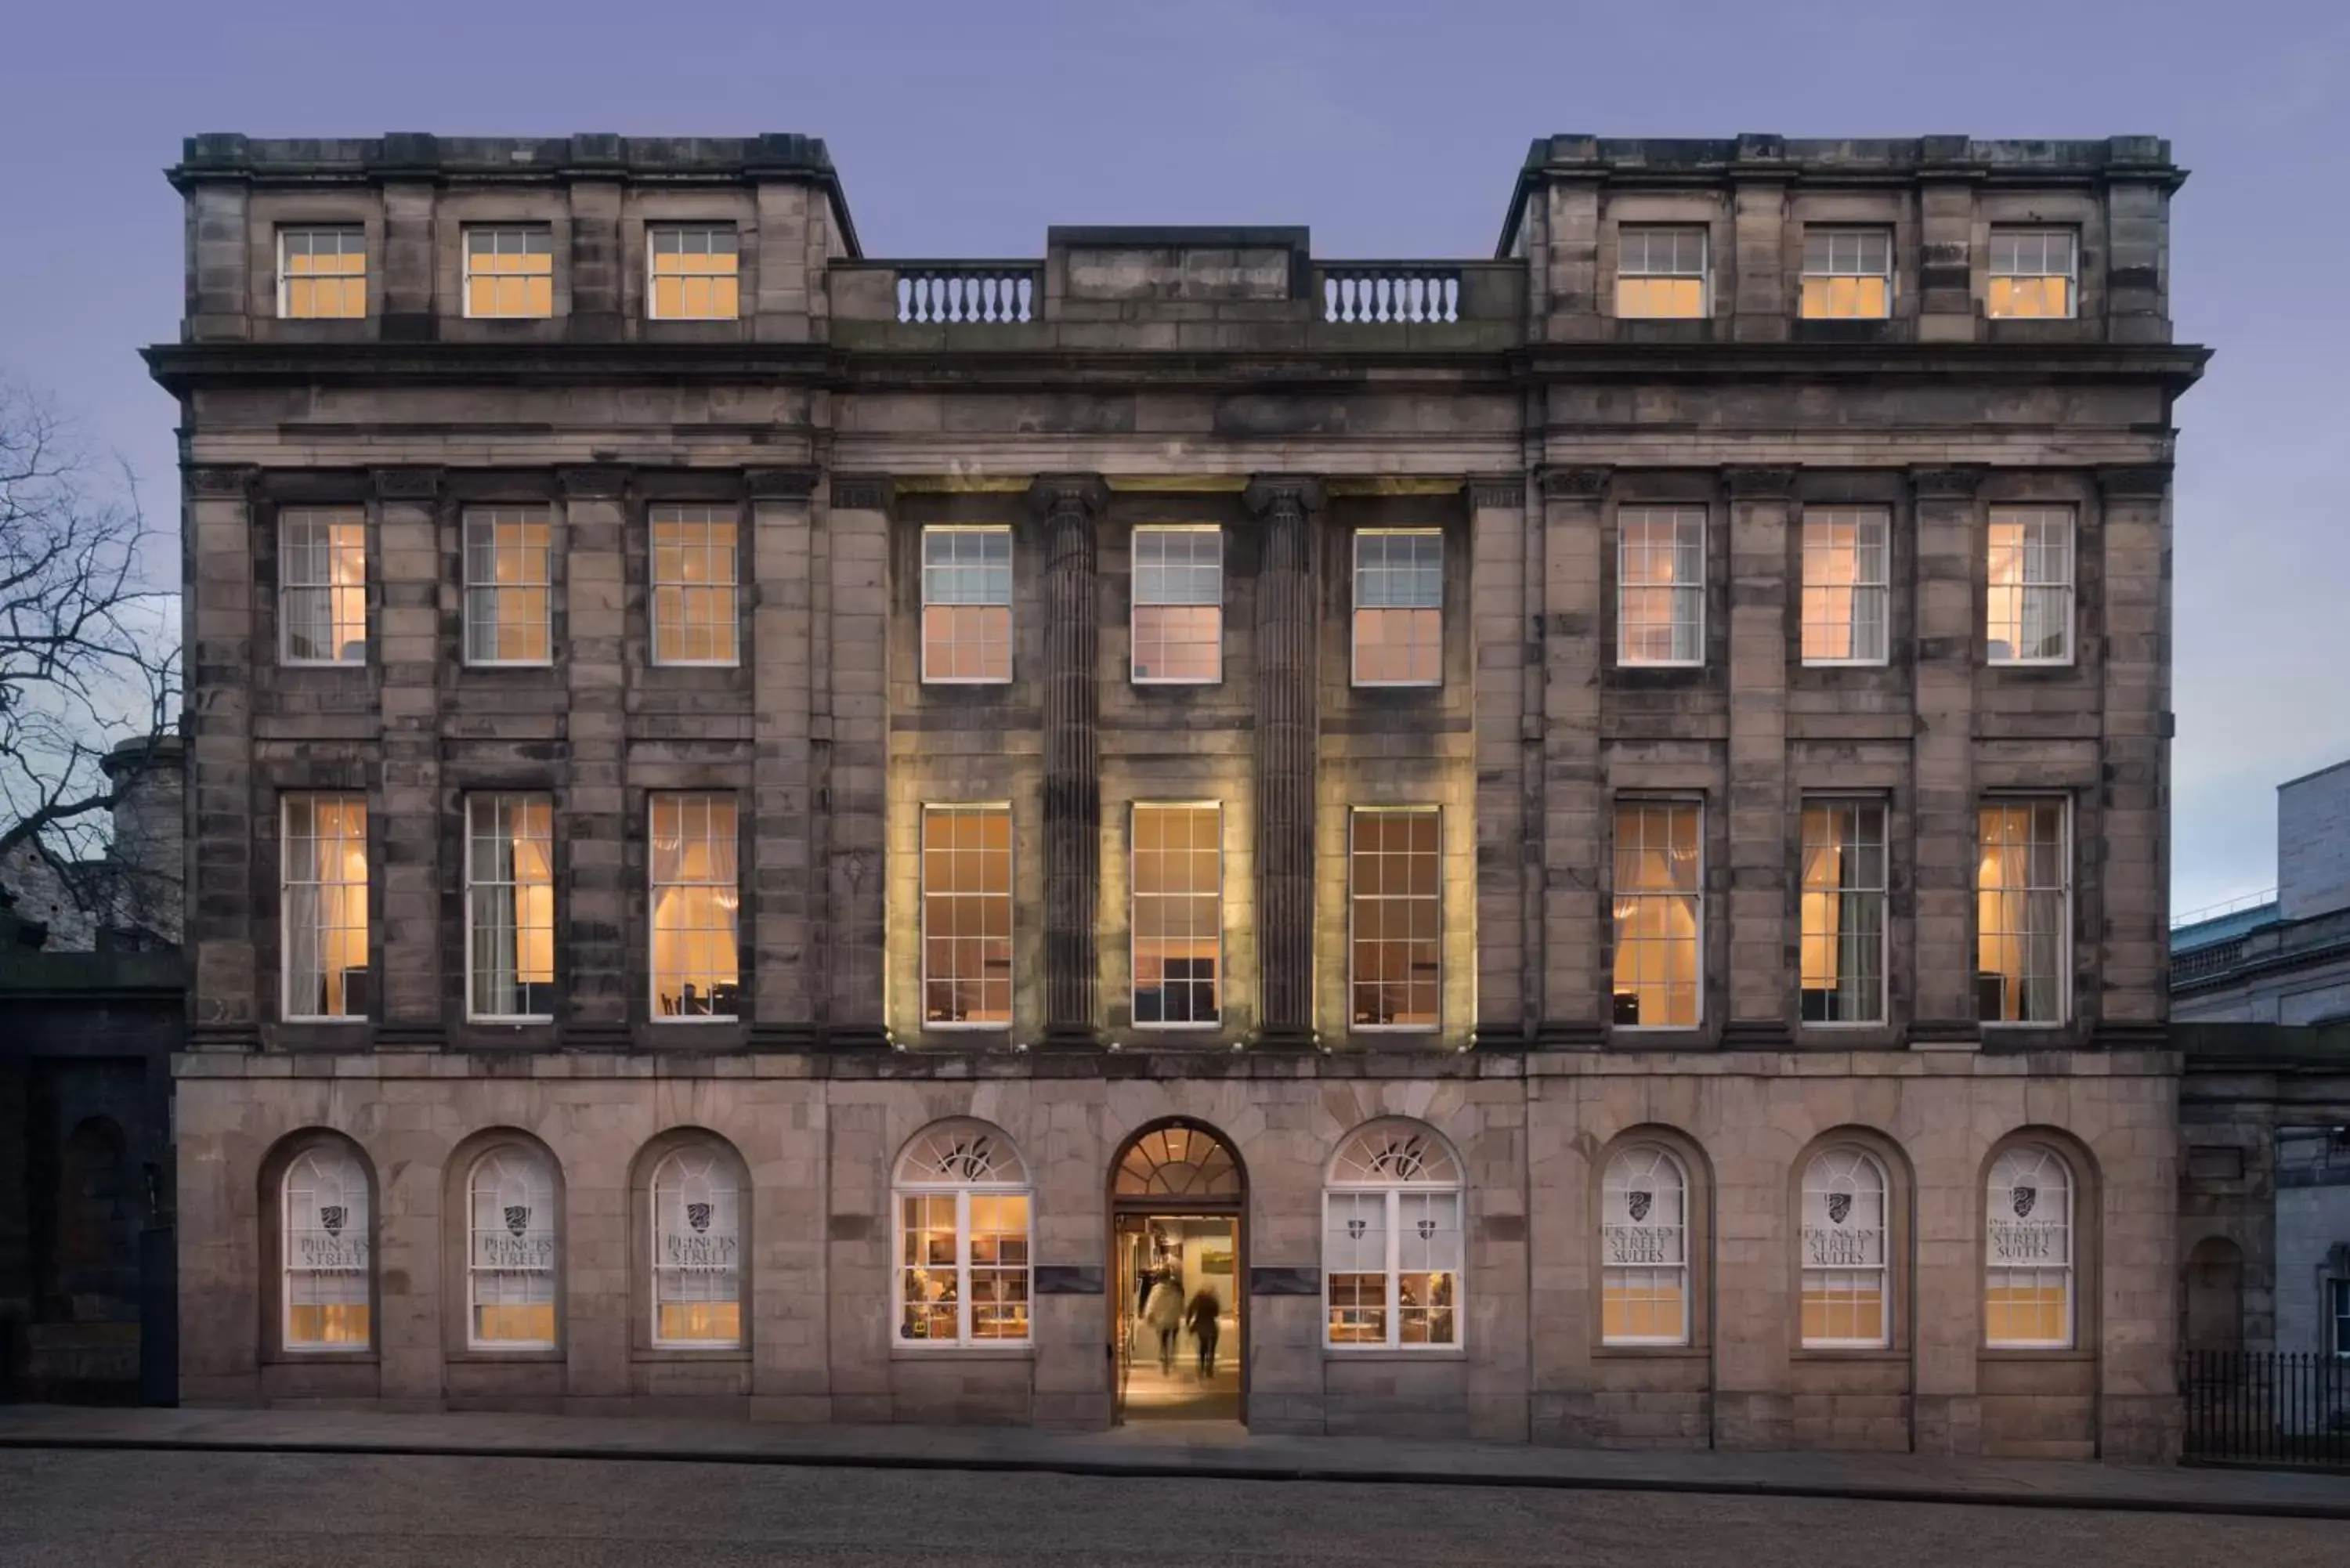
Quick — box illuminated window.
[1800,508,1889,664]
[465,793,555,1021]
[277,227,366,320]
[651,505,739,666]
[1987,508,2073,664]
[647,226,739,320]
[651,1146,743,1348]
[467,1145,558,1349]
[1352,529,1442,686]
[1601,1144,1689,1346]
[921,527,1013,683]
[922,805,1012,1027]
[282,794,368,1020]
[1801,800,1888,1024]
[1985,1144,2074,1348]
[1800,1147,1889,1348]
[464,226,554,319]
[895,1121,1031,1346]
[1130,526,1222,683]
[1978,799,2069,1025]
[1618,508,1705,666]
[1616,226,1708,318]
[282,1144,371,1350]
[1612,801,1700,1028]
[463,507,552,664]
[1800,228,1892,320]
[649,793,739,1020]
[1987,228,2077,320]
[279,508,367,665]
[1325,1121,1463,1349]
[1348,807,1441,1030]
[1132,804,1220,1028]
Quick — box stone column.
[1245,476,1324,1046]
[749,467,822,1046]
[1723,467,1796,1045]
[1032,475,1108,1046]
[2095,463,2175,1046]
[371,467,445,1045]
[1910,466,1985,1043]
[558,465,632,1050]
[186,465,262,1049]
[1536,466,1610,1044]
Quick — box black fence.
[2182,1351,2350,1468]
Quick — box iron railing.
[2182,1350,2350,1468]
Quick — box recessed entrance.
[1109,1121,1246,1425]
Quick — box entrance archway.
[1109,1119,1246,1425]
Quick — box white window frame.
[1799,1147,1893,1350]
[1614,225,1711,319]
[1129,525,1224,685]
[1799,797,1889,1028]
[1799,508,1890,667]
[645,224,741,322]
[1799,227,1893,320]
[280,793,369,1023]
[1600,1143,1691,1347]
[1987,227,2079,321]
[277,508,367,667]
[1616,508,1706,667]
[1987,507,2076,667]
[2331,1278,2350,1359]
[1611,799,1704,1031]
[649,504,741,667]
[281,1144,371,1352]
[649,1146,744,1349]
[464,793,555,1024]
[1347,805,1443,1034]
[465,1146,559,1351]
[1129,801,1223,1031]
[920,803,1014,1031]
[1350,529,1444,688]
[461,224,555,320]
[1976,796,2073,1028]
[920,526,1014,685]
[276,226,367,320]
[648,792,740,1023]
[1322,1122,1466,1352]
[893,1122,1032,1349]
[1984,1143,2076,1350]
[461,506,553,667]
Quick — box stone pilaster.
[1244,475,1324,1046]
[1031,475,1108,1046]
[1468,479,1532,1045]
[378,179,437,341]
[558,465,632,1049]
[1536,466,1610,1045]
[1910,465,1985,1043]
[371,467,445,1043]
[824,475,891,1043]
[564,157,624,341]
[749,466,822,1046]
[1916,141,1978,344]
[185,464,262,1049]
[1730,166,1790,343]
[1724,467,1796,1045]
[2095,462,2175,1046]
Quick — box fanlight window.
[1601,1144,1690,1346]
[283,1144,371,1349]
[651,1147,743,1348]
[1325,1120,1464,1349]
[1799,1147,1890,1349]
[1113,1122,1243,1199]
[468,1146,559,1349]
[895,1120,1032,1347]
[1985,1143,2074,1348]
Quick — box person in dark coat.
[1184,1286,1222,1378]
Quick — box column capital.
[746,465,821,500]
[1464,477,1526,511]
[1537,464,1612,501]
[1723,465,1799,500]
[1027,472,1108,519]
[1909,465,1987,500]
[829,474,892,514]
[186,464,260,500]
[2096,463,2174,500]
[1242,474,1325,516]
[556,464,630,500]
[369,466,444,502]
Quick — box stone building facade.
[152,132,2203,1458]
[2173,759,2350,1025]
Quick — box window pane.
[1601,1144,1688,1345]
[1977,800,2069,1024]
[1800,1147,1889,1348]
[464,227,555,319]
[1132,528,1223,682]
[283,794,368,1018]
[1987,508,2073,663]
[1616,227,1707,318]
[923,806,1014,1025]
[466,793,555,1019]
[1987,229,2076,320]
[1800,509,1889,663]
[653,1147,743,1346]
[650,794,740,1019]
[1800,800,1888,1024]
[1985,1144,2073,1347]
[647,226,741,320]
[461,507,552,663]
[651,506,739,664]
[280,509,367,664]
[1611,802,1700,1027]
[1350,809,1441,1028]
[468,1148,558,1346]
[283,1147,371,1349]
[279,227,367,320]
[1618,509,1705,665]
[922,528,1014,681]
[1799,229,1892,320]
[1133,804,1221,1027]
[1351,532,1443,686]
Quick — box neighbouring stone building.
[2172,758,2350,1026]
[150,132,2203,1458]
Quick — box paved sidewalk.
[3,1403,2348,1519]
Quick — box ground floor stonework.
[172,1047,2181,1461]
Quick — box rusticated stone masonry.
[1246,476,1323,1046]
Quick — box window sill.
[1594,1343,1706,1361]
[633,1348,752,1364]
[1792,1346,1907,1363]
[263,1348,381,1367]
[446,1346,566,1364]
[1321,1346,1468,1360]
[890,1345,1036,1360]
[1979,1346,2093,1362]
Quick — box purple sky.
[2,0,2342,916]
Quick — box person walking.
[1144,1273,1184,1376]
[1185,1285,1222,1378]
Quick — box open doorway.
[1109,1121,1246,1426]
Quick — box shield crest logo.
[1627,1190,1653,1223]
[1826,1192,1853,1225]
[320,1205,346,1237]
[504,1205,530,1238]
[1417,1218,1437,1241]
[1346,1218,1367,1241]
[687,1202,712,1234]
[2012,1186,2037,1219]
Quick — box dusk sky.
[2,0,2341,916]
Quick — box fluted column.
[1032,475,1107,1044]
[1246,475,1324,1046]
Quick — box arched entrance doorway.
[1109,1120,1246,1425]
